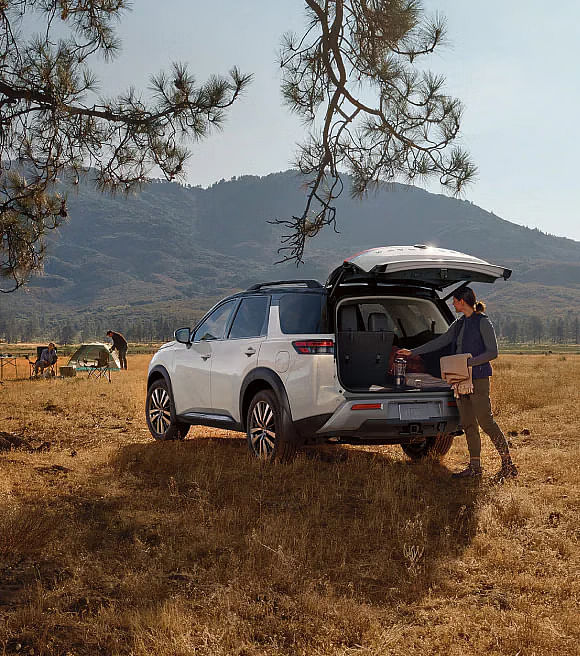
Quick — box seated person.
[33,343,58,376]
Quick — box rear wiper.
[397,318,407,337]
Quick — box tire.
[401,433,454,460]
[146,378,190,441]
[246,389,297,462]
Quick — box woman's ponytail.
[475,300,486,313]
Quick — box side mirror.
[174,327,192,344]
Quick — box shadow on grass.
[1,433,485,654]
[104,435,481,599]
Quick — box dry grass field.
[0,354,578,655]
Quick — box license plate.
[399,402,440,420]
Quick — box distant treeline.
[0,312,198,345]
[1,309,579,346]
[492,312,579,344]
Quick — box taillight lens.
[292,339,334,354]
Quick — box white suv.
[146,246,511,461]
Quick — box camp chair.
[28,346,58,379]
[85,349,111,382]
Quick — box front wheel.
[246,389,297,462]
[146,378,190,441]
[401,433,454,460]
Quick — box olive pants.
[456,377,509,460]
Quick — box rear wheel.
[146,378,190,441]
[401,433,454,460]
[246,389,297,462]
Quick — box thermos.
[393,357,407,387]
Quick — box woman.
[397,287,517,481]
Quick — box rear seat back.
[339,305,365,331]
[368,312,390,332]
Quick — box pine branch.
[0,1,251,290]
[273,0,476,263]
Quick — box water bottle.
[394,357,407,387]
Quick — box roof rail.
[246,279,323,291]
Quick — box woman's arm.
[467,317,498,366]
[398,320,460,357]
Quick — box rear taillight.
[292,339,334,354]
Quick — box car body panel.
[327,245,511,289]
[210,335,267,420]
[171,341,212,414]
[284,342,342,422]
[316,391,459,437]
[257,304,342,422]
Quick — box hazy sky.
[92,1,580,241]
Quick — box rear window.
[279,293,327,334]
[338,296,448,338]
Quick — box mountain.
[4,170,579,336]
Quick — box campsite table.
[0,355,17,380]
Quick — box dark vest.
[457,314,493,379]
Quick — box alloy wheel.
[149,387,172,436]
[249,400,276,459]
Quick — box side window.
[229,296,270,339]
[193,300,237,342]
[279,293,326,334]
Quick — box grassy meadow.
[0,353,578,655]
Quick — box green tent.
[67,343,121,371]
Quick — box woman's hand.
[396,348,412,357]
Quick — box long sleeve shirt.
[411,314,498,367]
[109,331,128,351]
[39,348,58,364]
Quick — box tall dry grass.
[0,354,578,655]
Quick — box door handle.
[244,347,256,357]
[201,353,211,360]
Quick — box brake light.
[447,401,457,407]
[292,339,334,354]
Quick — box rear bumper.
[294,414,333,439]
[295,391,460,442]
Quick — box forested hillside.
[3,171,579,344]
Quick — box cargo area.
[336,296,452,393]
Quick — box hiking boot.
[452,464,482,479]
[492,462,518,484]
